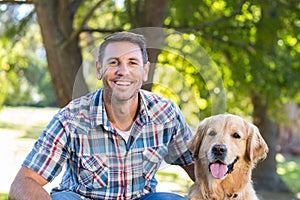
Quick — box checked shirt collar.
[89,88,151,132]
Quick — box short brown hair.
[98,31,148,65]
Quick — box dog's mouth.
[209,157,239,179]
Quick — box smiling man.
[97,39,149,132]
[9,31,195,200]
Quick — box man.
[9,31,195,200]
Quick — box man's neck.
[104,95,139,131]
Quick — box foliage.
[1,0,299,121]
[277,154,300,196]
[154,31,227,127]
[0,39,11,108]
[165,0,299,111]
[0,4,57,108]
[0,193,8,200]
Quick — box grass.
[0,193,7,200]
[277,154,300,196]
[0,106,300,199]
[156,170,193,195]
[0,121,48,139]
[0,106,58,139]
[0,193,8,200]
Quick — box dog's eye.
[208,130,216,136]
[232,132,241,139]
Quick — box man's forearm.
[9,177,52,200]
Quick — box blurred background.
[0,0,299,199]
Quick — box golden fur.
[188,114,268,200]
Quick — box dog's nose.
[212,144,227,156]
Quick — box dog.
[187,114,268,200]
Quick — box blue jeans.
[50,191,187,200]
[140,192,187,200]
[51,191,84,200]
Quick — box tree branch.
[201,33,254,54]
[61,0,107,49]
[125,0,135,27]
[70,0,82,17]
[168,0,247,32]
[0,0,33,4]
[11,8,35,47]
[80,28,125,34]
[66,0,249,40]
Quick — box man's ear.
[96,61,102,80]
[143,61,150,82]
[245,122,269,164]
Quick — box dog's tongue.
[210,163,228,179]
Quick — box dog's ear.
[245,122,269,163]
[188,119,207,159]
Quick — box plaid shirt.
[23,89,193,199]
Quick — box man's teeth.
[116,81,130,86]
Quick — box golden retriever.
[188,114,268,200]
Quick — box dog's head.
[188,114,268,180]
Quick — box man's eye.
[108,60,118,66]
[129,61,140,66]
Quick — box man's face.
[96,41,149,102]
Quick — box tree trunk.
[251,93,290,192]
[140,0,167,91]
[250,0,290,193]
[33,0,88,107]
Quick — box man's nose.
[116,62,130,75]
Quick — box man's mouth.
[115,81,131,86]
[209,157,239,179]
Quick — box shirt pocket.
[142,146,167,180]
[78,155,108,189]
